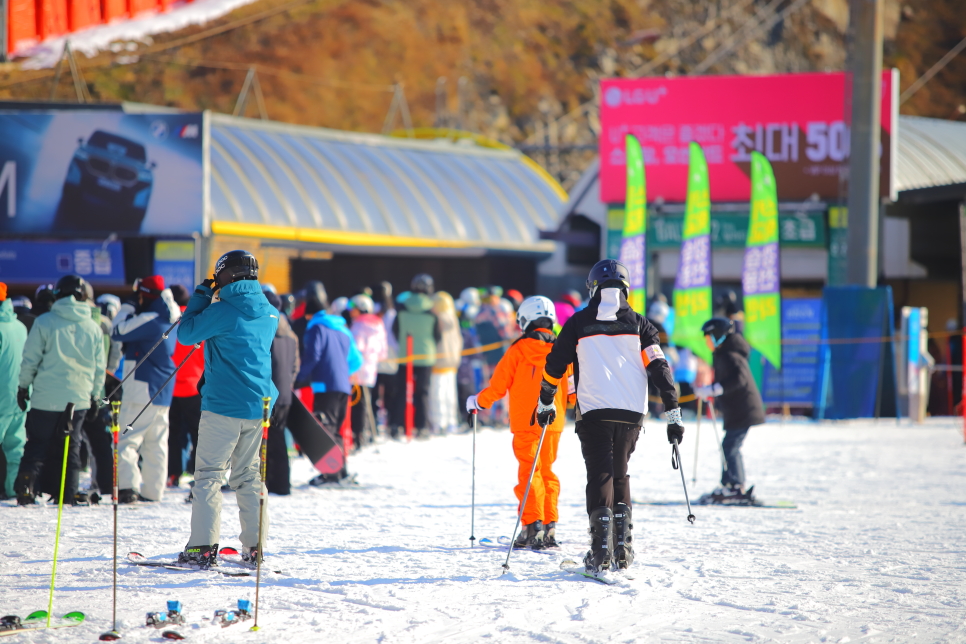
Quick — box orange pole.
[405,335,414,441]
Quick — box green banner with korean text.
[619,135,647,314]
[672,142,713,364]
[742,152,782,369]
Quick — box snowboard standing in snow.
[538,260,682,575]
[286,394,345,477]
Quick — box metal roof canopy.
[558,115,966,224]
[205,113,564,255]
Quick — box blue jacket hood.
[219,280,276,319]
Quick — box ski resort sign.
[599,70,898,204]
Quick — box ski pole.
[470,409,477,547]
[707,401,728,472]
[102,318,180,404]
[47,402,75,628]
[691,397,702,484]
[671,438,696,524]
[502,420,549,574]
[99,401,122,642]
[251,396,270,632]
[122,344,199,434]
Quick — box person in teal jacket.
[176,250,279,567]
[0,284,28,499]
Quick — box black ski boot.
[513,520,546,550]
[614,503,634,569]
[544,521,559,548]
[178,544,218,569]
[117,488,139,504]
[583,507,614,574]
[15,472,36,506]
[241,546,260,564]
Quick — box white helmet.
[516,295,557,332]
[459,287,481,308]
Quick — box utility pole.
[845,0,883,287]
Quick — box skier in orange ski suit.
[466,295,572,549]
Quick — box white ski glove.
[694,383,723,400]
[465,394,482,414]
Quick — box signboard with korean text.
[648,210,825,249]
[761,298,821,407]
[0,240,125,284]
[599,70,898,204]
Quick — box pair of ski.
[127,547,281,577]
[0,611,85,637]
[479,536,627,585]
[139,599,252,640]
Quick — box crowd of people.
[0,253,765,575]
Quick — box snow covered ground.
[2,417,964,643]
[14,0,259,69]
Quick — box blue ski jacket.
[178,280,279,419]
[297,313,362,395]
[112,293,179,407]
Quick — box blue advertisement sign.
[761,298,821,406]
[0,240,125,284]
[0,111,203,235]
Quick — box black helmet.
[214,250,258,287]
[701,317,735,346]
[303,281,328,315]
[411,273,434,295]
[586,259,630,296]
[53,275,89,302]
[715,289,741,317]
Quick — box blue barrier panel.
[815,286,898,419]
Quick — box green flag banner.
[742,152,782,369]
[619,135,647,313]
[672,142,712,364]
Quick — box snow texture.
[15,0,259,69]
[1,417,965,643]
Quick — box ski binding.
[213,600,252,627]
[147,600,186,629]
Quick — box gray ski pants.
[188,411,267,549]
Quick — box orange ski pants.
[513,430,561,526]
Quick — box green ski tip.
[23,611,48,622]
[62,612,85,623]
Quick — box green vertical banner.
[619,134,646,313]
[672,142,712,363]
[742,151,782,369]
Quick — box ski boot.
[146,601,186,629]
[117,489,139,504]
[1,616,22,632]
[613,503,634,569]
[178,544,218,569]
[698,484,756,506]
[513,521,546,550]
[73,491,90,506]
[15,472,36,506]
[241,547,260,564]
[213,600,252,627]
[543,522,559,549]
[583,507,614,574]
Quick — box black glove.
[531,401,556,427]
[16,387,29,412]
[665,407,684,444]
[85,397,100,422]
[201,278,217,289]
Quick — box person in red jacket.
[167,285,205,488]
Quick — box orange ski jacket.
[477,331,572,434]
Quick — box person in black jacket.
[537,259,682,575]
[694,317,765,504]
[264,291,299,495]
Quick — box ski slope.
[1,417,964,643]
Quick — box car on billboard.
[55,130,155,232]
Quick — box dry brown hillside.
[1,0,963,186]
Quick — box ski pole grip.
[261,397,271,439]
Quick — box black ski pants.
[266,402,291,495]
[83,407,115,494]
[168,394,202,477]
[375,372,399,430]
[394,366,432,434]
[721,427,749,488]
[350,386,373,448]
[575,419,641,516]
[21,408,86,501]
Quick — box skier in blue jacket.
[176,250,279,567]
